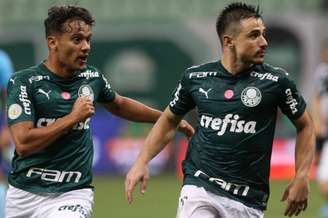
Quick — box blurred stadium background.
[0,0,327,217]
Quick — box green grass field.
[92,174,325,218]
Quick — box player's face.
[233,17,268,65]
[53,20,92,72]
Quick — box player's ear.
[47,35,58,51]
[223,35,234,48]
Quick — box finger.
[303,200,308,211]
[125,178,136,204]
[124,178,131,202]
[284,200,295,217]
[295,207,302,216]
[284,203,291,216]
[140,176,148,195]
[90,106,95,114]
[281,189,289,202]
[286,204,297,217]
[187,126,195,137]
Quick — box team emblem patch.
[8,104,23,120]
[241,87,261,107]
[78,85,94,101]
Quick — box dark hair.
[216,2,261,44]
[44,5,95,37]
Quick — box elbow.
[15,143,31,157]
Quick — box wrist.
[294,173,309,181]
[61,114,78,129]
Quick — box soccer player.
[311,39,328,217]
[0,49,14,218]
[125,2,315,218]
[5,5,194,218]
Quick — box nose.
[260,35,268,48]
[81,40,90,52]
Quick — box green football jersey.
[6,63,115,193]
[169,61,306,210]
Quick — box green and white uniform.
[6,63,115,194]
[169,61,306,210]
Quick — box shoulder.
[184,61,218,79]
[252,63,291,83]
[11,66,41,82]
[258,63,289,76]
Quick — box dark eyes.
[249,31,266,39]
[72,36,91,44]
[72,37,82,43]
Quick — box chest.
[190,76,280,117]
[32,78,101,117]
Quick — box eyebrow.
[71,32,92,38]
[247,28,265,35]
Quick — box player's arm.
[103,94,162,123]
[311,95,326,137]
[310,95,326,165]
[10,97,94,157]
[282,110,315,217]
[125,107,183,203]
[103,95,194,138]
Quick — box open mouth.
[78,56,88,64]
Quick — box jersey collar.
[217,60,255,79]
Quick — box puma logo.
[37,89,51,100]
[199,88,212,99]
[9,78,15,84]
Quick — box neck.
[44,55,74,79]
[221,51,252,76]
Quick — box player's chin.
[75,62,87,70]
[252,57,265,65]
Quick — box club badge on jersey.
[78,85,94,101]
[241,87,262,107]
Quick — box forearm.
[106,96,162,123]
[10,115,76,157]
[294,123,315,178]
[311,96,326,136]
[136,107,181,164]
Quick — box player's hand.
[125,161,149,204]
[70,96,95,122]
[177,120,195,140]
[281,176,309,217]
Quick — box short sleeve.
[169,72,195,116]
[6,74,35,125]
[97,74,116,103]
[278,75,306,120]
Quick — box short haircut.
[44,5,95,38]
[216,2,262,44]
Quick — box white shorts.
[317,142,328,182]
[5,185,94,218]
[176,185,263,218]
